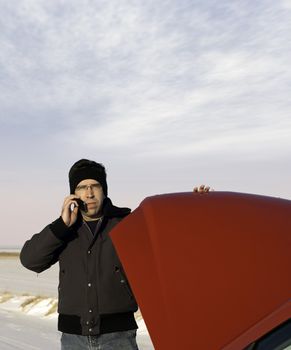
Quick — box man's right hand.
[61,195,80,227]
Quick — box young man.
[20,159,139,350]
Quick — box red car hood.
[110,192,291,350]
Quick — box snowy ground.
[0,255,154,349]
[0,255,58,297]
[0,308,59,349]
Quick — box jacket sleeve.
[20,217,72,273]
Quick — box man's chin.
[82,208,102,218]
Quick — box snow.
[0,308,59,349]
[0,256,154,349]
[0,256,58,297]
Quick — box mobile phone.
[75,198,88,212]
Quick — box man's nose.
[86,186,95,197]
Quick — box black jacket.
[20,198,138,335]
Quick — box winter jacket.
[20,198,138,335]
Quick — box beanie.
[69,159,108,196]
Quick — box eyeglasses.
[75,183,101,192]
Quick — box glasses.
[75,183,101,192]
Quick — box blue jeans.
[61,330,139,350]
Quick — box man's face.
[74,179,105,218]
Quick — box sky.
[1,0,291,246]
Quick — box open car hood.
[110,192,291,350]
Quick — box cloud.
[281,0,291,10]
[1,0,291,246]
[0,0,290,167]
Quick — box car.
[110,191,291,350]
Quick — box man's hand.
[193,185,212,193]
[61,195,80,227]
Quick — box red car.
[110,192,291,350]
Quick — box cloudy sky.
[1,0,290,246]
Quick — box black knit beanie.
[69,159,108,196]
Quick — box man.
[20,159,139,350]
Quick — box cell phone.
[75,198,88,212]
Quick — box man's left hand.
[193,185,212,193]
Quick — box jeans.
[61,329,139,350]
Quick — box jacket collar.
[102,197,131,218]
